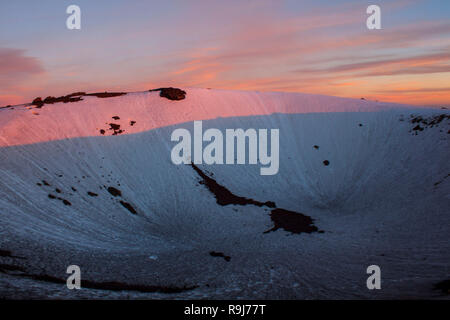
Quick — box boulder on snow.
[32,97,44,108]
[150,87,186,101]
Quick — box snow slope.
[0,88,449,299]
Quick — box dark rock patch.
[109,123,120,131]
[434,173,450,187]
[191,163,275,208]
[71,187,77,192]
[85,92,126,98]
[130,120,136,126]
[48,194,56,199]
[66,91,86,98]
[191,163,320,235]
[62,199,71,206]
[264,208,320,235]
[112,116,120,120]
[100,129,105,135]
[55,188,61,193]
[31,93,85,108]
[0,249,25,260]
[0,263,26,273]
[42,180,50,186]
[107,186,122,197]
[120,201,137,214]
[209,251,231,262]
[323,160,330,166]
[31,97,44,108]
[87,191,98,197]
[409,114,450,135]
[0,250,15,259]
[0,264,197,294]
[43,95,83,104]
[108,123,124,135]
[313,145,319,149]
[150,87,186,101]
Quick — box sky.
[0,0,449,107]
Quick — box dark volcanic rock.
[107,187,122,197]
[84,92,126,98]
[209,251,231,262]
[150,87,186,101]
[264,208,320,234]
[120,201,137,214]
[32,97,44,108]
[191,163,275,208]
[32,94,83,107]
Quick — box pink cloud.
[0,48,44,76]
